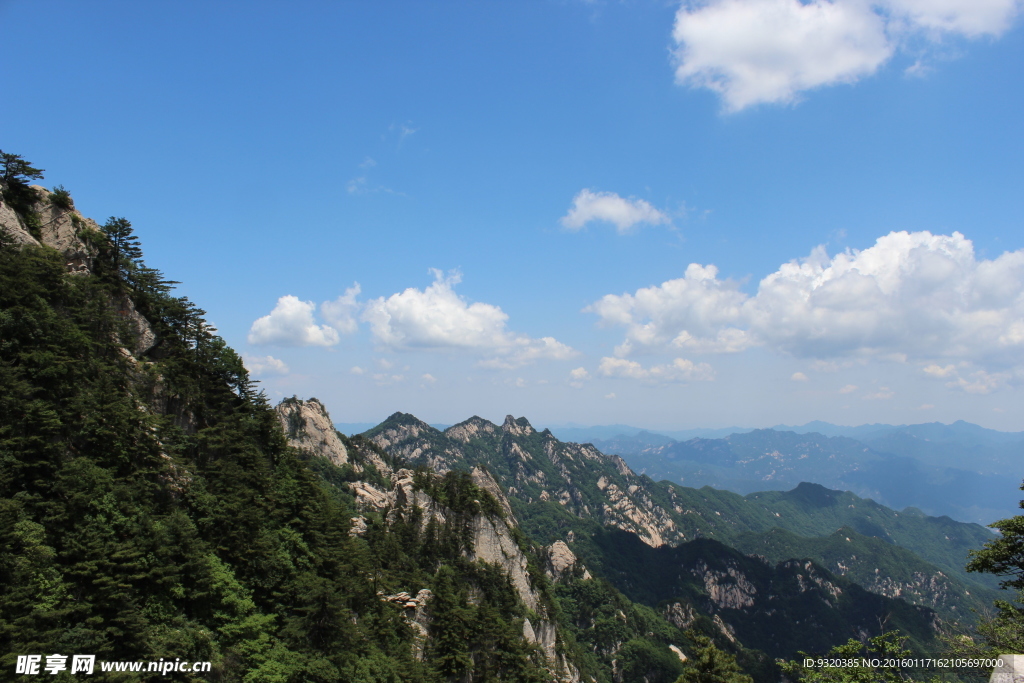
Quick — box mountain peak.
[366,412,440,452]
[502,415,535,437]
[446,416,498,443]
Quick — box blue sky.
[4,0,1024,430]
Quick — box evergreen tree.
[676,633,753,683]
[962,480,1024,654]
[0,150,44,185]
[100,216,143,286]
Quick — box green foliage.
[731,526,1000,624]
[0,231,430,680]
[99,216,144,287]
[677,633,753,683]
[780,631,914,683]
[0,151,45,240]
[553,573,690,683]
[49,184,73,210]
[412,468,504,519]
[957,480,1024,661]
[967,484,1024,590]
[0,150,44,185]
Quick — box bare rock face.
[664,602,697,630]
[470,513,541,612]
[502,414,535,437]
[446,416,497,443]
[546,541,592,582]
[523,618,558,663]
[28,186,97,274]
[470,466,515,520]
[0,189,40,247]
[989,655,1024,683]
[694,560,757,610]
[276,398,349,466]
[112,294,158,356]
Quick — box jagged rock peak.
[445,416,497,443]
[501,415,535,437]
[276,397,348,466]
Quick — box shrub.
[50,185,73,210]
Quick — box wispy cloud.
[598,356,715,383]
[242,354,290,375]
[561,189,670,233]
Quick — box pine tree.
[100,216,143,286]
[677,633,753,683]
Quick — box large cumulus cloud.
[589,231,1024,380]
[672,0,1023,111]
[363,269,575,368]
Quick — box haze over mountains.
[540,421,1024,526]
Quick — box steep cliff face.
[276,397,349,466]
[0,183,97,272]
[338,455,577,680]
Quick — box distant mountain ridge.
[576,423,1023,525]
[342,411,1001,624]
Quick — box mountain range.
[571,424,1023,525]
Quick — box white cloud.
[839,384,858,394]
[561,189,669,233]
[923,363,957,378]
[363,269,575,368]
[248,296,340,347]
[421,373,437,383]
[589,231,1024,375]
[350,366,366,375]
[321,283,362,334]
[791,372,809,381]
[882,0,1023,37]
[864,386,895,400]
[673,0,892,111]
[242,354,290,376]
[924,365,1012,394]
[672,0,1023,111]
[570,366,590,388]
[605,392,617,399]
[598,357,715,383]
[585,263,754,356]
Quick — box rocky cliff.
[0,183,97,273]
[276,397,350,466]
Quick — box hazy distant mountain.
[775,420,1024,445]
[549,424,752,443]
[589,426,1022,525]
